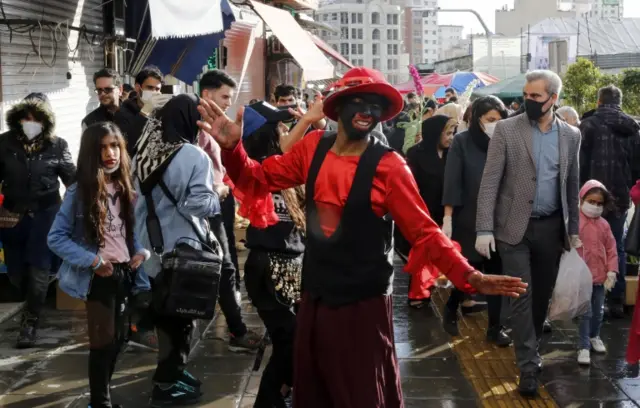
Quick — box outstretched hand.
[467,271,527,298]
[197,98,244,150]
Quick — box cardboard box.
[625,276,638,306]
[56,283,85,311]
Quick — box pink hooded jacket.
[578,180,618,284]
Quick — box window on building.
[359,28,364,39]
[358,44,363,54]
[414,30,421,36]
[332,44,338,51]
[372,12,380,25]
[341,43,349,55]
[352,28,357,38]
[393,59,398,69]
[341,27,348,39]
[433,40,437,44]
[340,12,348,24]
[373,58,380,70]
[393,29,398,40]
[433,30,437,35]
[321,30,327,37]
[433,49,437,54]
[387,59,393,70]
[356,0,362,3]
[358,59,364,66]
[387,14,392,25]
[393,44,398,54]
[331,13,337,21]
[387,29,392,39]
[372,43,379,55]
[387,44,392,54]
[351,44,357,54]
[351,13,357,24]
[322,14,327,21]
[358,13,363,23]
[393,14,398,25]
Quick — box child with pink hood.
[576,180,618,365]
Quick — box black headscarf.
[159,93,201,144]
[134,93,201,193]
[406,114,452,225]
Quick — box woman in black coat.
[405,115,456,308]
[441,96,510,345]
[0,93,76,348]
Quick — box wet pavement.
[0,255,638,407]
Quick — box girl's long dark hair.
[76,122,135,251]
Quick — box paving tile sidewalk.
[0,255,638,407]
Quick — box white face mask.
[141,90,158,103]
[483,122,497,138]
[581,202,603,218]
[103,161,120,174]
[22,121,43,140]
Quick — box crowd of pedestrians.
[0,64,639,408]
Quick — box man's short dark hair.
[407,92,417,99]
[449,96,458,103]
[199,69,237,93]
[274,84,297,100]
[135,66,163,86]
[122,83,134,93]
[598,85,623,106]
[445,87,456,95]
[93,68,121,86]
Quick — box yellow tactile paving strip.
[431,288,560,408]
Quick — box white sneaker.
[578,349,591,365]
[234,290,242,306]
[590,337,607,354]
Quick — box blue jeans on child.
[579,285,606,349]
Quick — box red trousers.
[627,282,640,364]
[293,293,403,408]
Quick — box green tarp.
[471,73,527,100]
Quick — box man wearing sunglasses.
[81,68,122,130]
[197,66,528,407]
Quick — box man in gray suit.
[475,70,581,397]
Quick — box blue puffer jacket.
[47,184,151,300]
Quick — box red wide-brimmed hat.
[322,67,403,122]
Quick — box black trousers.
[244,250,297,408]
[151,280,194,384]
[210,213,247,338]
[446,257,503,329]
[221,194,241,289]
[1,206,59,316]
[86,264,133,408]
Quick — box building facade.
[316,0,409,83]
[438,24,464,60]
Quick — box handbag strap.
[143,179,210,254]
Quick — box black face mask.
[338,95,385,141]
[524,97,552,121]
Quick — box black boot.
[16,312,38,349]
[442,307,459,336]
[486,326,512,347]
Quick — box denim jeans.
[579,285,606,349]
[605,210,627,303]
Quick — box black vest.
[303,133,395,307]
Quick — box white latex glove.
[442,215,453,238]
[604,271,617,292]
[570,235,583,249]
[475,234,496,259]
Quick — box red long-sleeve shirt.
[222,130,475,291]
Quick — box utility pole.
[413,8,493,73]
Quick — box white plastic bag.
[548,249,593,322]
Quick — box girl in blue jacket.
[48,122,150,408]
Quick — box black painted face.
[338,94,386,141]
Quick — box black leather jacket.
[0,98,76,213]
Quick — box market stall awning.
[250,0,334,81]
[129,0,236,84]
[394,72,499,96]
[471,73,527,100]
[308,33,353,69]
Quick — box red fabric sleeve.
[383,158,476,293]
[221,133,318,228]
[631,180,640,206]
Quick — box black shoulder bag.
[144,180,222,320]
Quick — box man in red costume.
[197,67,527,407]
